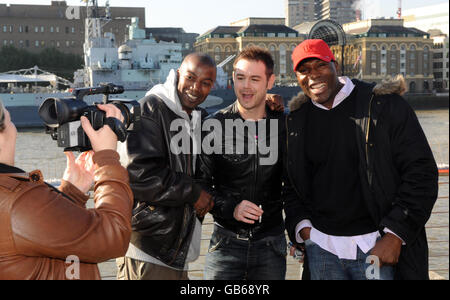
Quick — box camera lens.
[39,97,89,125]
[38,98,58,127]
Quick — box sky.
[0,0,448,34]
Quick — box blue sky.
[0,0,448,34]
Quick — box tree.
[0,46,83,81]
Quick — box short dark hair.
[233,46,274,78]
[183,52,216,68]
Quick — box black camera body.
[39,83,141,152]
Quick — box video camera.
[38,83,141,152]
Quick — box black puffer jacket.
[121,93,206,269]
[283,78,438,279]
[196,102,286,240]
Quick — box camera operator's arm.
[11,104,134,263]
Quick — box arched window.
[371,44,378,51]
[214,46,221,63]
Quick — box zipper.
[170,123,194,265]
[252,121,259,204]
[365,95,374,162]
[365,95,375,187]
[285,116,303,198]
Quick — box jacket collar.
[288,75,406,113]
[0,163,45,183]
[0,163,25,174]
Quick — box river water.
[13,109,449,279]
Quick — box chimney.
[356,9,362,21]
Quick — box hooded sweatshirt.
[122,69,203,271]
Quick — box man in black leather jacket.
[117,53,216,280]
[196,47,287,280]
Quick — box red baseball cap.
[291,39,335,71]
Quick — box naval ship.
[0,0,222,127]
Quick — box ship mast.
[83,0,111,66]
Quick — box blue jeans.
[305,239,395,280]
[204,225,287,280]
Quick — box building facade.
[285,0,357,28]
[285,0,316,28]
[430,32,449,92]
[340,19,434,93]
[0,1,145,56]
[194,18,304,85]
[316,0,357,25]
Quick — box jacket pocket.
[208,232,226,253]
[131,204,181,236]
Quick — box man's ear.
[267,73,276,90]
[332,61,340,74]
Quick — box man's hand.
[300,227,311,241]
[80,104,124,152]
[194,190,214,217]
[62,151,95,194]
[370,233,403,267]
[233,200,263,224]
[289,242,305,263]
[266,94,284,112]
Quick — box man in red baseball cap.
[283,39,438,280]
[291,39,342,109]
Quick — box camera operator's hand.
[80,104,124,152]
[63,151,95,194]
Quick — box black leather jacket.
[122,94,206,269]
[196,102,286,240]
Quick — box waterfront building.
[429,30,449,92]
[0,0,145,55]
[341,18,434,93]
[194,18,304,85]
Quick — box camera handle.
[104,117,127,142]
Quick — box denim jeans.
[203,225,287,280]
[304,239,395,280]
